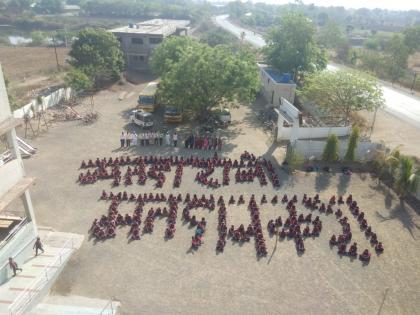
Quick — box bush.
[344,126,360,161]
[284,144,304,169]
[322,134,339,163]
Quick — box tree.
[69,28,124,87]
[64,68,93,94]
[156,43,259,117]
[199,27,238,47]
[403,25,420,54]
[263,12,327,82]
[344,126,360,161]
[150,36,198,76]
[298,70,384,123]
[30,31,45,46]
[395,156,419,198]
[317,20,345,49]
[384,34,410,83]
[34,0,64,13]
[322,134,339,163]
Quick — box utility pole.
[52,35,60,71]
[410,71,417,94]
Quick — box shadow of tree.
[337,174,351,195]
[375,200,420,240]
[315,172,331,192]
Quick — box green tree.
[30,31,45,46]
[403,25,420,54]
[344,125,360,161]
[199,27,238,47]
[228,0,247,19]
[395,156,419,198]
[35,0,64,13]
[322,134,339,163]
[384,34,410,83]
[150,36,198,76]
[6,0,32,13]
[263,12,327,82]
[359,49,384,74]
[156,43,259,117]
[64,68,93,94]
[298,70,384,123]
[69,28,124,87]
[317,20,345,49]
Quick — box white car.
[130,109,154,128]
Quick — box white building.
[259,65,296,105]
[275,97,350,142]
[0,65,111,315]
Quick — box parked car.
[130,109,154,128]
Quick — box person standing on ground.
[8,257,22,276]
[126,131,131,147]
[154,131,159,145]
[33,237,44,256]
[145,132,149,146]
[120,131,125,148]
[165,132,171,146]
[159,131,163,146]
[173,132,178,147]
[132,132,137,146]
[218,137,222,151]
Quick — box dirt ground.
[18,80,420,315]
[0,45,69,105]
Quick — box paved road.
[214,15,420,129]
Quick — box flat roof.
[263,68,295,84]
[110,19,190,36]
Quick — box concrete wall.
[295,126,350,140]
[0,65,12,123]
[279,98,299,120]
[260,69,296,105]
[13,87,72,119]
[0,222,36,284]
[0,159,25,197]
[294,139,379,161]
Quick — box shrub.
[344,126,360,161]
[322,134,339,162]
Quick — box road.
[213,15,420,129]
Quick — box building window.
[149,37,162,44]
[131,38,143,45]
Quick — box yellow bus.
[138,82,158,112]
[164,106,182,123]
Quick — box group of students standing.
[120,131,178,148]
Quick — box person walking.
[165,132,171,146]
[154,131,159,145]
[120,131,125,148]
[8,257,22,276]
[173,132,178,147]
[33,237,44,256]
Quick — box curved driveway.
[213,15,420,129]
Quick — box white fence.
[293,139,381,161]
[13,87,72,119]
[295,126,350,140]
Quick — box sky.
[218,0,420,12]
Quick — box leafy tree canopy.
[317,19,345,49]
[149,36,198,76]
[384,34,410,83]
[69,28,124,87]
[298,70,384,122]
[64,68,93,94]
[263,12,327,82]
[154,41,259,117]
[403,25,420,54]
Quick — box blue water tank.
[281,73,291,83]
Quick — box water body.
[213,15,420,129]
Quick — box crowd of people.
[120,130,178,148]
[119,130,224,151]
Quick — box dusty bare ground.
[0,45,69,105]
[18,81,420,315]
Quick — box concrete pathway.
[0,229,83,315]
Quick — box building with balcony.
[111,19,190,72]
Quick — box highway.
[213,15,420,129]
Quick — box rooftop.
[110,19,190,36]
[262,67,295,84]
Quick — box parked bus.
[130,109,154,128]
[164,106,182,123]
[138,82,158,112]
